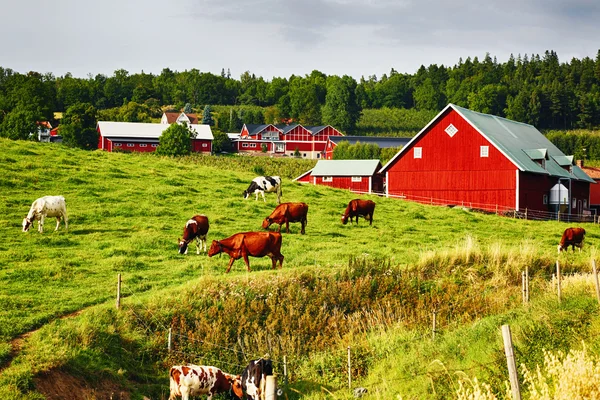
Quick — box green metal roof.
[311,160,382,177]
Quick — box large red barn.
[380,104,594,215]
[294,159,384,193]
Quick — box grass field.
[2,138,600,399]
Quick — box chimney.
[576,159,584,168]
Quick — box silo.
[549,183,569,213]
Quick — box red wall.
[386,108,518,210]
[590,180,600,206]
[296,173,312,183]
[192,139,212,153]
[314,176,371,192]
[285,125,312,141]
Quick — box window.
[322,177,333,182]
[414,147,422,159]
[480,146,489,157]
[202,143,207,147]
[317,153,321,158]
[572,198,577,208]
[445,124,458,137]
[584,199,588,208]
[114,143,122,147]
[151,144,158,148]
[140,144,147,147]
[352,176,362,182]
[250,143,256,148]
[543,194,548,205]
[127,143,134,147]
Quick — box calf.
[558,227,586,253]
[241,358,273,400]
[169,365,243,400]
[243,176,282,203]
[208,231,284,273]
[341,199,375,226]
[262,202,308,234]
[178,215,210,254]
[22,195,68,233]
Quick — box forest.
[0,49,599,144]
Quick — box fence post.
[168,328,172,352]
[558,212,560,222]
[556,260,562,303]
[525,208,528,220]
[283,355,288,387]
[496,204,498,215]
[593,260,600,304]
[432,309,437,340]
[513,210,516,218]
[522,271,526,303]
[265,375,277,400]
[347,346,352,390]
[116,273,121,309]
[526,266,529,303]
[502,325,522,400]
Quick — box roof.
[97,122,214,140]
[380,104,594,183]
[304,126,328,135]
[311,160,382,177]
[243,124,280,136]
[581,166,600,180]
[275,123,304,134]
[293,168,314,182]
[227,133,241,140]
[163,112,198,124]
[329,136,411,148]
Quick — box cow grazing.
[243,176,282,203]
[22,195,68,233]
[208,232,284,273]
[262,202,308,234]
[178,215,210,254]
[341,199,375,225]
[241,358,273,400]
[169,365,243,400]
[558,227,586,253]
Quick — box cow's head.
[208,240,221,257]
[557,244,565,253]
[178,238,189,254]
[262,218,272,229]
[341,214,349,225]
[229,375,243,399]
[22,218,32,232]
[243,190,249,199]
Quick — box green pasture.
[1,138,600,399]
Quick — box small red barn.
[294,159,383,193]
[380,104,594,214]
[97,121,213,153]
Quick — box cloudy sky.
[2,0,599,80]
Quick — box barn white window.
[127,143,134,147]
[572,198,577,208]
[250,143,256,148]
[445,124,458,137]
[480,146,489,157]
[140,144,147,147]
[352,176,362,182]
[322,176,333,182]
[543,194,548,205]
[114,143,122,147]
[414,147,422,159]
[202,143,207,147]
[584,199,588,208]
[242,143,249,148]
[151,144,158,148]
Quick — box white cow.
[243,176,282,203]
[22,196,68,233]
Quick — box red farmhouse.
[295,159,384,194]
[380,104,594,214]
[97,122,213,153]
[236,123,344,159]
[324,136,411,159]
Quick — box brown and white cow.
[241,358,273,400]
[558,227,586,253]
[169,365,243,400]
[178,215,210,254]
[341,199,375,225]
[262,202,308,234]
[22,195,68,233]
[208,232,284,273]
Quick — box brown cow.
[178,215,210,254]
[341,199,376,225]
[168,365,243,400]
[208,231,284,273]
[557,227,586,253]
[262,202,308,234]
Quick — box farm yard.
[2,138,600,399]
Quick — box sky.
[2,0,600,81]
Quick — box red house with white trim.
[380,104,594,214]
[97,121,213,153]
[294,159,384,193]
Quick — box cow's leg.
[277,224,282,233]
[63,210,68,232]
[285,220,290,233]
[301,219,306,234]
[242,251,252,271]
[255,192,260,201]
[195,237,201,254]
[261,191,266,202]
[55,216,61,231]
[38,214,45,233]
[180,386,190,400]
[225,257,237,273]
[369,212,373,225]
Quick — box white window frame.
[351,176,362,182]
[572,198,577,208]
[414,147,422,159]
[114,143,122,147]
[322,176,333,182]
[127,143,134,147]
[480,146,489,158]
[151,144,158,148]
[242,143,249,148]
[202,143,208,147]
[584,199,588,208]
[139,143,147,147]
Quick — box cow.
[207,232,284,273]
[241,358,273,400]
[22,195,68,233]
[178,215,210,255]
[243,176,282,203]
[169,365,243,400]
[558,227,586,253]
[262,202,308,234]
[341,199,375,226]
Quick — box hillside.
[2,139,600,399]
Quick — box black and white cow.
[241,358,273,400]
[243,176,282,203]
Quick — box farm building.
[294,159,384,193]
[161,112,199,125]
[324,136,411,159]
[380,104,594,216]
[579,161,600,213]
[97,121,213,153]
[235,123,344,159]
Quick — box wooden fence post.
[593,259,600,305]
[526,266,529,303]
[432,310,437,340]
[265,375,277,400]
[168,328,172,352]
[116,273,121,309]
[502,325,522,400]
[283,355,288,387]
[496,204,498,215]
[347,346,352,390]
[522,271,526,303]
[556,260,562,303]
[513,210,516,218]
[525,208,528,220]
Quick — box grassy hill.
[1,139,600,399]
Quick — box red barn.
[579,161,600,213]
[97,122,213,153]
[380,104,594,215]
[294,160,384,193]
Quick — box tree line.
[1,49,599,146]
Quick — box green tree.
[116,102,152,122]
[156,123,196,156]
[60,102,98,149]
[322,75,360,133]
[0,106,40,140]
[211,130,232,153]
[202,105,214,125]
[183,102,193,114]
